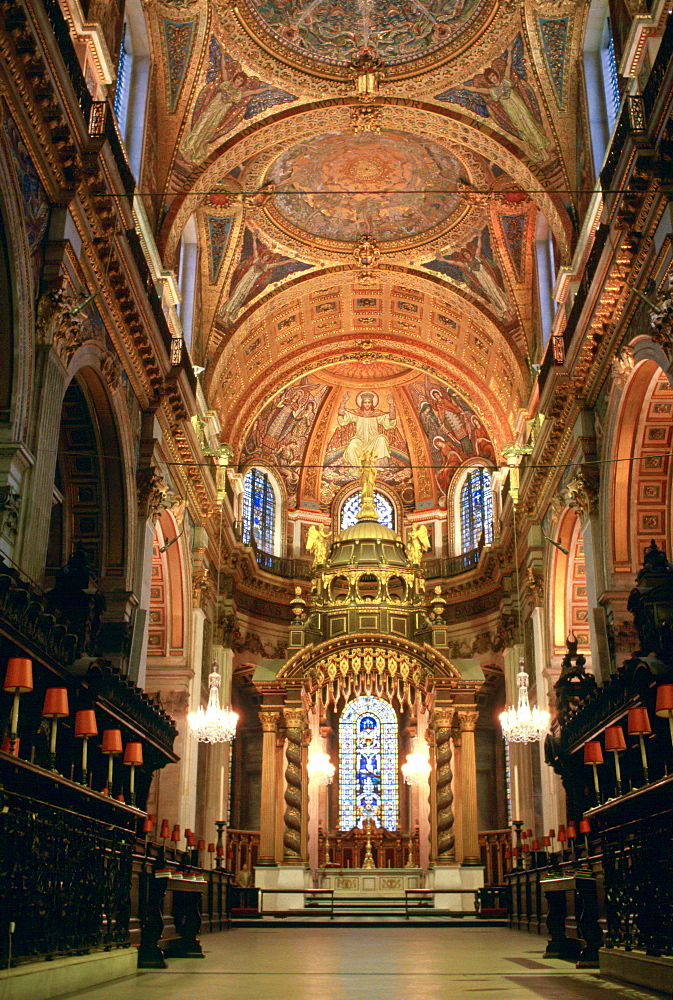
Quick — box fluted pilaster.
[458,709,480,866]
[257,711,278,865]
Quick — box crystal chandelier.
[307,739,335,785]
[401,736,431,785]
[499,660,550,743]
[188,669,238,743]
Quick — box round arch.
[240,462,286,557]
[146,509,188,662]
[549,507,591,664]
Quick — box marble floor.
[61,928,663,1000]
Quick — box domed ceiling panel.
[267,131,462,244]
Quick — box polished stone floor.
[62,927,663,1000]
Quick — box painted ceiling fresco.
[241,0,496,67]
[267,131,462,244]
[144,0,592,515]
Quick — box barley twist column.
[433,708,455,864]
[257,711,278,866]
[283,708,306,864]
[458,709,481,866]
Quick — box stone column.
[433,707,455,865]
[257,711,278,866]
[457,709,480,866]
[282,707,306,865]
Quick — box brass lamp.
[42,687,69,772]
[583,740,603,804]
[655,684,673,746]
[627,707,652,785]
[604,725,626,796]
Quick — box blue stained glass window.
[242,468,275,553]
[460,468,493,552]
[341,491,394,531]
[114,22,129,124]
[339,696,398,831]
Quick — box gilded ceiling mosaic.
[144,0,590,516]
[267,131,462,243]
[241,0,496,67]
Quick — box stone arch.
[146,509,188,662]
[550,507,591,665]
[608,360,673,583]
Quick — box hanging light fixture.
[500,659,550,742]
[401,736,431,785]
[307,738,335,785]
[499,486,550,744]
[188,668,238,743]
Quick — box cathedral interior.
[0,0,672,995]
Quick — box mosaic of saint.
[435,35,551,163]
[406,378,496,496]
[220,229,312,327]
[178,36,295,166]
[244,0,493,67]
[323,390,413,505]
[268,132,462,243]
[242,380,331,502]
[423,226,514,323]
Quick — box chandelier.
[401,736,431,785]
[307,739,335,785]
[499,660,550,743]
[188,669,238,743]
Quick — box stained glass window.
[341,491,394,531]
[242,468,275,553]
[460,468,493,552]
[339,696,398,832]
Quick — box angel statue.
[306,523,331,566]
[406,523,431,565]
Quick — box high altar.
[250,468,485,910]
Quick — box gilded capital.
[259,711,278,733]
[456,709,479,732]
[283,707,306,731]
[432,706,454,729]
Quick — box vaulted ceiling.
[144,0,587,513]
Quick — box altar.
[319,867,424,893]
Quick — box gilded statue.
[406,523,431,564]
[306,523,331,566]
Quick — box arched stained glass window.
[242,468,275,553]
[460,468,493,552]
[341,491,394,531]
[339,696,398,831]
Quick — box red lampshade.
[142,818,154,834]
[520,830,528,840]
[505,849,512,859]
[579,819,591,834]
[197,839,205,851]
[123,742,143,766]
[160,819,170,838]
[604,726,626,752]
[655,684,673,716]
[216,845,224,857]
[149,814,156,823]
[42,687,69,718]
[512,847,520,857]
[75,709,98,738]
[583,741,604,765]
[101,729,123,754]
[4,657,33,693]
[115,793,125,803]
[208,843,215,853]
[187,833,196,847]
[542,836,550,847]
[627,707,652,735]
[531,839,540,851]
[171,826,181,842]
[1,735,19,756]
[567,823,576,839]
[548,829,555,839]
[522,844,530,853]
[525,829,533,839]
[557,829,567,843]
[185,828,192,837]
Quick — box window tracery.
[460,468,493,552]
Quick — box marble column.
[282,707,306,865]
[433,707,456,865]
[257,711,279,866]
[458,709,480,866]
